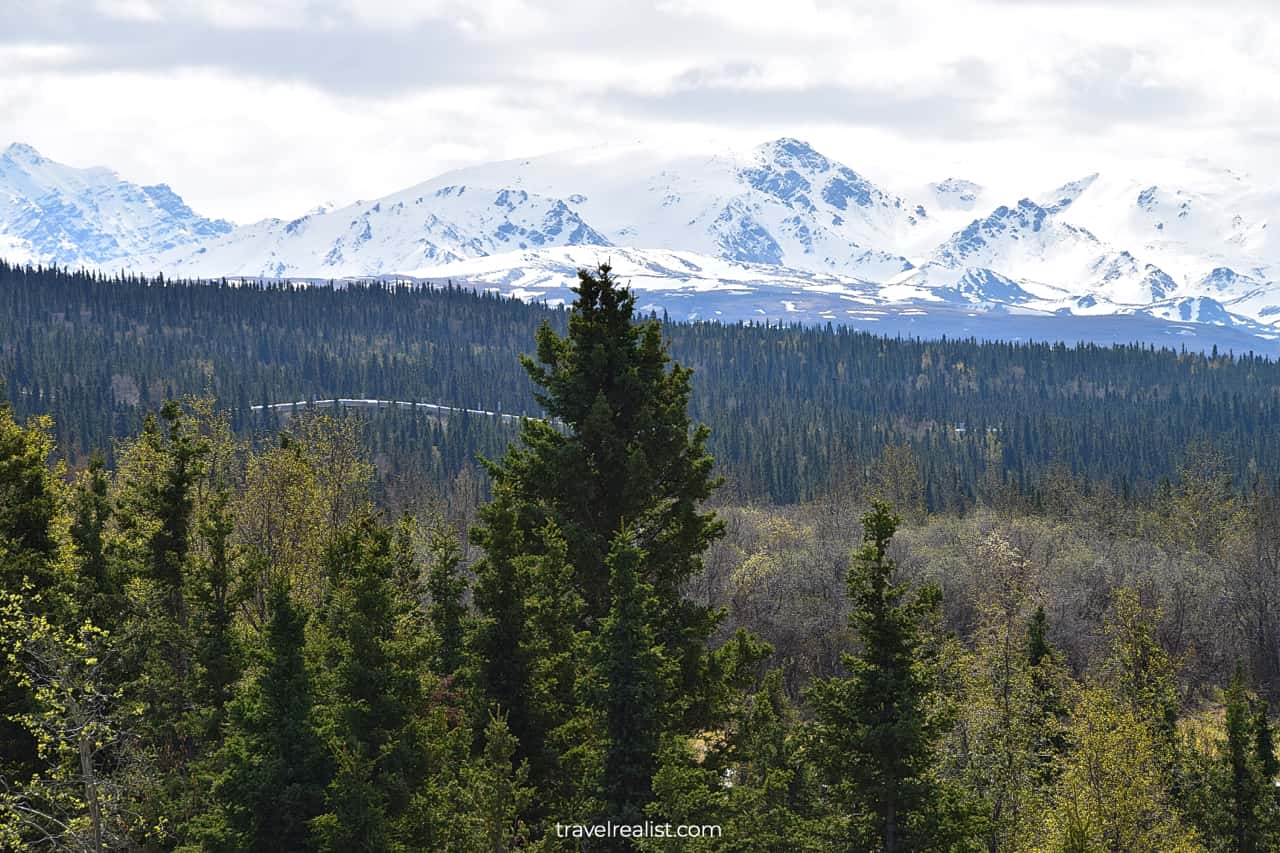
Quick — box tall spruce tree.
[70,452,115,628]
[189,488,238,741]
[468,492,534,751]
[1223,663,1265,853]
[425,527,467,680]
[596,529,675,824]
[0,406,65,602]
[1025,605,1069,780]
[521,521,589,809]
[1254,699,1280,847]
[1255,702,1279,782]
[309,514,432,853]
[468,264,725,819]
[195,582,330,852]
[807,500,971,852]
[475,261,722,669]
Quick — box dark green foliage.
[596,530,674,824]
[114,402,207,612]
[424,527,467,679]
[1026,605,1068,772]
[1255,701,1280,848]
[1026,605,1050,669]
[1224,663,1265,853]
[1255,701,1278,782]
[200,583,330,852]
[189,488,239,740]
[309,515,433,852]
[70,452,116,626]
[467,490,535,753]
[519,520,588,809]
[0,403,69,787]
[721,669,825,850]
[807,501,972,852]
[467,265,728,835]
[11,261,1280,509]
[463,712,534,850]
[108,401,212,838]
[0,403,65,602]
[10,259,1280,850]
[644,636,827,852]
[491,265,723,688]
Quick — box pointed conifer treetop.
[491,262,722,622]
[466,263,727,818]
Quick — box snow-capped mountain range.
[4,138,1280,354]
[0,143,232,266]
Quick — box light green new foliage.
[1037,590,1201,852]
[462,712,534,852]
[950,533,1060,852]
[1101,589,1182,757]
[0,404,77,787]
[0,588,138,851]
[233,415,374,627]
[1039,686,1203,853]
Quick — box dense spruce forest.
[5,260,1280,508]
[4,261,1280,850]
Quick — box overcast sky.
[2,0,1277,223]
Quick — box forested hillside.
[5,260,1280,509]
[4,264,1280,850]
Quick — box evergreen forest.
[3,261,1280,850]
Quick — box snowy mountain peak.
[756,137,834,172]
[894,263,1036,305]
[1088,252,1176,304]
[2,142,46,165]
[933,199,1064,267]
[136,178,613,278]
[5,139,1280,352]
[1198,266,1261,294]
[949,267,1035,304]
[1039,173,1099,213]
[1139,295,1236,326]
[929,178,983,211]
[0,143,233,267]
[748,136,911,217]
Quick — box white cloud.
[0,0,1274,221]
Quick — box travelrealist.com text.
[554,822,723,840]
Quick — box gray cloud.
[0,0,1274,220]
[592,55,1010,141]
[0,5,506,95]
[596,80,1009,141]
[1046,46,1207,130]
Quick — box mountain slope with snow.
[137,137,922,281]
[0,143,232,266]
[2,139,1279,353]
[137,183,611,278]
